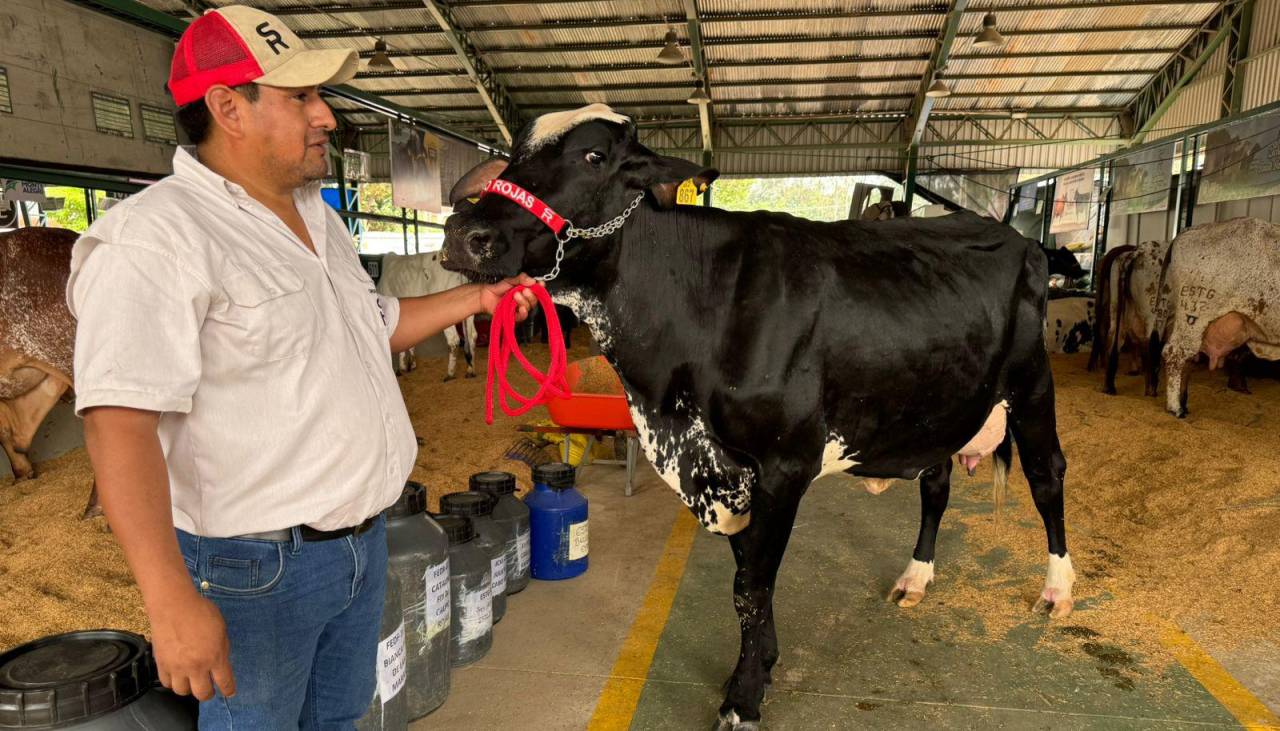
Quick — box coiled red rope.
[485,284,569,424]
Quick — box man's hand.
[150,589,236,701]
[478,273,540,322]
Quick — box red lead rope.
[485,284,569,425]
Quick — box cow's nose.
[465,228,495,257]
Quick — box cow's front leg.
[717,485,802,730]
[889,460,951,608]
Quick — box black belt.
[233,514,380,543]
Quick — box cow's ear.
[638,154,719,210]
[449,157,509,206]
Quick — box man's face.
[241,85,336,188]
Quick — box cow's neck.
[552,202,737,380]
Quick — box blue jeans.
[178,517,387,730]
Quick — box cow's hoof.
[465,371,477,379]
[1102,386,1116,396]
[1032,590,1074,619]
[888,559,933,608]
[442,375,455,383]
[713,712,760,731]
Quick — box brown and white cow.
[1158,217,1280,417]
[0,227,76,481]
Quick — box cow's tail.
[992,426,1013,520]
[1088,244,1135,372]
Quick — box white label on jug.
[376,621,407,703]
[424,559,450,640]
[568,520,589,561]
[517,527,531,573]
[490,553,507,595]
[457,579,493,643]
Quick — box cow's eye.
[585,151,606,166]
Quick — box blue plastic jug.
[524,463,588,580]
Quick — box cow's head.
[1044,246,1087,283]
[442,103,717,283]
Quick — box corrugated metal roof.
[126,0,1259,175]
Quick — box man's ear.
[205,85,246,140]
[449,157,509,205]
[636,154,719,209]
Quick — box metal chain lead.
[537,193,645,283]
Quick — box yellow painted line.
[588,509,700,731]
[1156,618,1280,730]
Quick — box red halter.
[479,178,570,424]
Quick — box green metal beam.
[1226,0,1256,115]
[1130,3,1242,143]
[682,0,714,166]
[0,161,158,194]
[420,0,522,146]
[905,0,970,208]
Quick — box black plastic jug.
[0,630,196,729]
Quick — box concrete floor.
[412,460,1280,730]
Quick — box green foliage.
[711,175,900,221]
[43,186,90,232]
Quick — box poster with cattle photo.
[1111,143,1172,215]
[1049,168,1094,234]
[389,119,442,213]
[1197,111,1280,205]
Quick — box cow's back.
[376,251,466,298]
[0,228,76,381]
[1164,217,1280,354]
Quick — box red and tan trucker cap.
[167,5,358,106]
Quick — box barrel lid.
[532,462,576,490]
[0,630,154,728]
[469,471,517,496]
[386,481,427,519]
[434,514,475,544]
[439,491,495,518]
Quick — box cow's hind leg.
[889,460,952,608]
[717,486,802,730]
[1162,343,1195,417]
[1009,351,1075,618]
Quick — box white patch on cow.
[521,104,631,159]
[816,434,859,479]
[889,559,934,607]
[1037,553,1076,618]
[627,403,751,535]
[552,289,614,351]
[1045,553,1075,593]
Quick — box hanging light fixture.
[973,13,1006,48]
[657,30,684,65]
[925,77,951,98]
[687,77,711,105]
[368,39,395,71]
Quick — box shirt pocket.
[222,263,316,362]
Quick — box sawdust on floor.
[1,350,1278,672]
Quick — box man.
[66,6,535,728]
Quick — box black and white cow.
[442,104,1073,729]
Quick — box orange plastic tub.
[546,357,636,431]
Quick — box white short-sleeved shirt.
[67,147,417,537]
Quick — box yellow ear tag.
[675,179,699,206]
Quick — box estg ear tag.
[676,179,699,206]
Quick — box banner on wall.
[923,171,1017,220]
[1198,112,1280,205]
[1049,168,1093,234]
[1111,144,1172,215]
[389,120,442,212]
